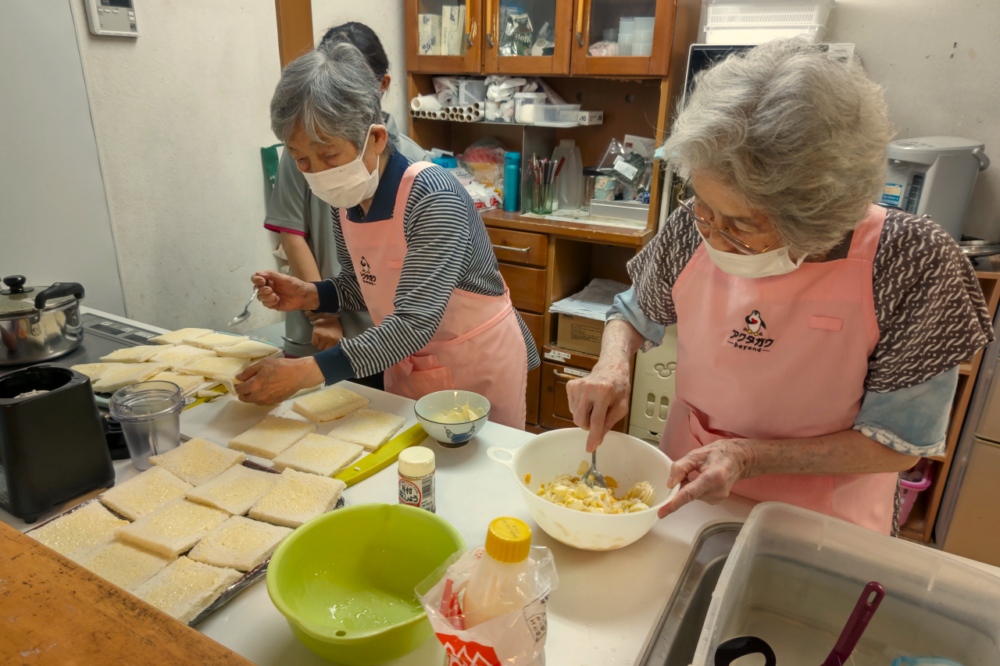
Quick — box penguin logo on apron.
[728,309,774,353]
[360,256,377,286]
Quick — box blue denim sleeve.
[853,366,959,457]
[607,286,666,348]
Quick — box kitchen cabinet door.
[570,0,677,76]
[540,361,627,431]
[405,0,485,74]
[484,0,573,75]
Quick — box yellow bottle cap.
[484,517,531,564]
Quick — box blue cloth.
[608,286,956,456]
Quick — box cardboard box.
[556,314,604,356]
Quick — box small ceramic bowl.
[414,390,491,448]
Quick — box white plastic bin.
[535,104,581,125]
[691,503,1000,665]
[704,0,834,44]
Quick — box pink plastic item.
[898,461,934,526]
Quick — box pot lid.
[0,276,76,317]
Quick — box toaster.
[0,365,114,523]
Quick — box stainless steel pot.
[0,276,85,367]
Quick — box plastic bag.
[417,546,558,666]
[460,138,507,189]
[588,40,619,57]
[499,11,533,56]
[486,75,528,102]
[433,76,463,107]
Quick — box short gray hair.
[663,39,893,257]
[270,40,395,156]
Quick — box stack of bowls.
[618,17,634,55]
[634,16,655,56]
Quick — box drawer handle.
[492,244,531,253]
[554,370,587,381]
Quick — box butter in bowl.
[414,390,491,448]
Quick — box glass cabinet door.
[485,0,572,74]
[571,0,675,76]
[406,0,483,74]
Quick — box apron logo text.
[729,310,773,352]
[360,256,377,285]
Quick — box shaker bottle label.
[399,473,435,512]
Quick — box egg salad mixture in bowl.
[488,428,679,551]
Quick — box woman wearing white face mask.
[568,40,994,534]
[236,41,539,429]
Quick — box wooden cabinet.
[570,0,678,76]
[500,264,547,313]
[483,0,573,75]
[488,227,548,266]
[405,0,484,73]
[540,361,627,432]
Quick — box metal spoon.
[582,450,608,490]
[228,286,259,327]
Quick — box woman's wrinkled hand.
[252,271,319,312]
[658,439,756,518]
[565,361,632,453]
[311,319,344,351]
[234,356,324,405]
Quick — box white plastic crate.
[704,0,834,44]
[704,23,826,44]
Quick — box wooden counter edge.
[0,521,254,666]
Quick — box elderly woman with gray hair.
[236,41,540,428]
[568,40,993,534]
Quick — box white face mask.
[702,240,805,278]
[302,126,380,208]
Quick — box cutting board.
[0,522,253,666]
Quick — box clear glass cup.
[109,381,184,470]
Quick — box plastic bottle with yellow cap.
[463,516,538,628]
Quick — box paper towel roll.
[410,95,443,113]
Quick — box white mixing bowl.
[487,428,679,551]
[414,390,490,448]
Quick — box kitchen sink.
[636,522,742,666]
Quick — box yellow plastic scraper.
[334,423,428,487]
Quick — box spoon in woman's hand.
[229,286,259,327]
[582,450,608,490]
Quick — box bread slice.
[29,502,129,563]
[185,465,278,515]
[228,416,316,459]
[79,541,173,591]
[292,386,369,423]
[149,438,245,487]
[91,363,170,393]
[325,409,406,452]
[248,468,345,528]
[149,372,207,396]
[188,516,292,572]
[149,328,213,346]
[150,344,215,368]
[214,339,281,360]
[272,434,364,477]
[116,499,230,558]
[133,556,241,623]
[185,332,249,350]
[99,345,166,363]
[178,356,251,381]
[100,466,193,520]
[71,363,114,381]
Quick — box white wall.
[825,1,1000,239]
[67,0,284,331]
[0,0,126,316]
[311,0,409,134]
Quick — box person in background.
[237,41,539,429]
[566,39,994,535]
[263,22,429,390]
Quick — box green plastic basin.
[266,503,465,665]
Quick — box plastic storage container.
[109,381,184,470]
[691,503,1000,666]
[513,92,546,124]
[898,460,934,525]
[535,104,581,126]
[704,0,834,45]
[457,79,487,106]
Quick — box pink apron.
[661,205,897,534]
[339,163,528,430]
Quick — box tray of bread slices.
[25,380,419,626]
[70,327,284,407]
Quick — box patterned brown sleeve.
[627,203,703,327]
[867,209,996,392]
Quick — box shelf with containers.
[406,0,698,77]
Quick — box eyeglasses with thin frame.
[676,194,774,255]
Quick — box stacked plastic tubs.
[691,503,1000,665]
[703,0,836,45]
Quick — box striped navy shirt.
[312,151,541,383]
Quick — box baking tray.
[25,460,346,627]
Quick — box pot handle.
[486,447,516,470]
[35,282,85,310]
[715,636,776,666]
